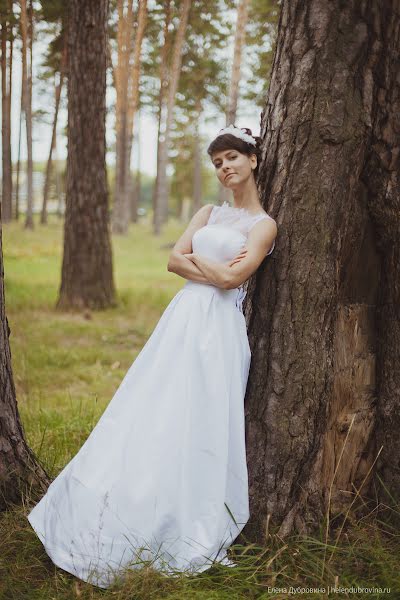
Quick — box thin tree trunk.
[8,9,13,217]
[112,0,133,234]
[227,0,249,124]
[57,0,115,310]
[0,225,50,509]
[153,0,191,235]
[1,12,13,222]
[242,0,400,541]
[129,108,141,223]
[15,83,22,221]
[54,142,63,218]
[26,0,34,228]
[192,103,202,218]
[123,0,147,226]
[20,0,33,229]
[218,0,250,206]
[152,0,172,227]
[41,40,67,225]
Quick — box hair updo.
[207,126,262,179]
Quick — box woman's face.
[211,148,257,188]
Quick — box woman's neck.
[231,177,263,213]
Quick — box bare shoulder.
[200,203,215,217]
[252,215,277,236]
[247,215,277,255]
[191,203,215,227]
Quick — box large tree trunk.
[1,6,13,223]
[362,4,400,519]
[243,0,400,541]
[153,0,191,235]
[41,40,67,225]
[0,227,50,510]
[57,0,115,310]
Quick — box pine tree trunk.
[192,105,202,217]
[1,12,13,223]
[129,110,141,223]
[242,0,400,541]
[8,10,13,217]
[152,0,171,227]
[15,91,22,221]
[124,0,147,224]
[0,227,50,509]
[57,0,115,310]
[20,0,33,229]
[217,0,250,207]
[153,0,191,235]
[226,0,249,125]
[41,40,67,225]
[112,0,133,235]
[361,3,400,518]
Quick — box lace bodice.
[191,201,276,312]
[207,201,276,253]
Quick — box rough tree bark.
[0,228,49,510]
[242,0,400,541]
[57,0,116,310]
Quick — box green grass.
[0,214,399,599]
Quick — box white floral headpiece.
[213,124,257,146]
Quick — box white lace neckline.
[220,200,267,219]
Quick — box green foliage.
[36,1,67,71]
[243,0,281,108]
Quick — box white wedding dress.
[27,201,276,588]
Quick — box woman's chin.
[223,181,240,190]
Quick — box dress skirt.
[27,280,251,588]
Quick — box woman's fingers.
[229,249,248,266]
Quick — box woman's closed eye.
[214,155,237,168]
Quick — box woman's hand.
[184,249,248,267]
[228,248,248,267]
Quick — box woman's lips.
[225,173,235,180]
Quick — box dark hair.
[207,126,262,179]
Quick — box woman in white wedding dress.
[27,124,277,589]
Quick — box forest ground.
[0,215,398,599]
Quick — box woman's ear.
[250,154,257,170]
